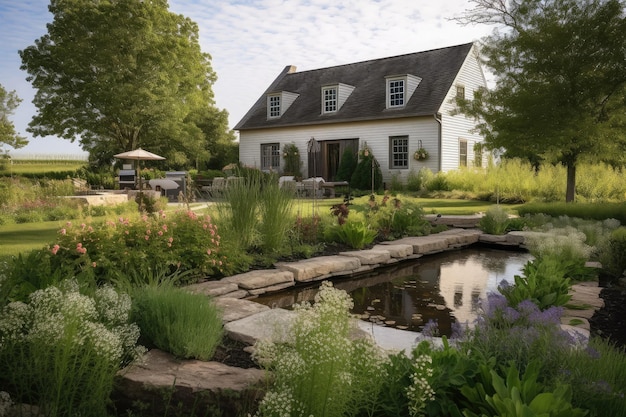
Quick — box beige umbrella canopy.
[114,148,165,191]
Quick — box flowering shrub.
[44,210,225,286]
[0,280,142,417]
[252,281,389,417]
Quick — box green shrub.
[0,280,142,417]
[389,172,404,192]
[282,142,302,178]
[218,175,260,249]
[462,361,587,417]
[364,195,430,239]
[131,285,223,360]
[406,169,422,192]
[323,215,377,249]
[499,256,572,310]
[518,201,626,223]
[599,227,626,279]
[336,148,357,182]
[479,205,510,235]
[350,148,382,192]
[424,171,450,192]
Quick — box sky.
[0,0,494,157]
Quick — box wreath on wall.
[414,147,429,161]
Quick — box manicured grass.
[4,160,86,174]
[0,221,63,259]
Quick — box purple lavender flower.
[528,306,564,326]
[422,319,439,337]
[450,321,467,340]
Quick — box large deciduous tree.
[456,0,626,202]
[0,84,27,153]
[19,0,230,167]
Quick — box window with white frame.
[268,95,281,118]
[322,86,337,113]
[261,143,280,170]
[459,139,468,167]
[390,136,409,169]
[387,78,405,107]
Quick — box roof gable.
[235,43,474,130]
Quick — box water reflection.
[254,248,533,336]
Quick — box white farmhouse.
[235,42,487,184]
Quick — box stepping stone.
[222,269,294,290]
[214,298,270,323]
[276,255,361,282]
[373,243,414,258]
[339,249,391,265]
[185,280,239,297]
[225,308,297,345]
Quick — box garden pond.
[255,247,533,337]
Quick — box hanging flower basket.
[414,147,429,161]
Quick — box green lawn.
[0,221,63,259]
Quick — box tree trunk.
[565,162,576,202]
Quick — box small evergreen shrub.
[336,148,357,182]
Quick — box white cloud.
[0,0,493,155]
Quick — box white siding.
[438,44,487,172]
[337,83,355,110]
[239,118,439,184]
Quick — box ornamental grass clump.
[0,280,142,417]
[478,205,510,235]
[252,281,389,417]
[130,285,223,361]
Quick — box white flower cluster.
[406,354,436,417]
[253,390,310,417]
[0,391,12,417]
[0,280,141,365]
[526,226,593,260]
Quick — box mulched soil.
[589,283,626,350]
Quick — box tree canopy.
[0,84,27,153]
[456,0,626,202]
[19,0,233,167]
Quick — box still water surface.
[255,248,533,336]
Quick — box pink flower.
[158,231,163,236]
[203,223,208,229]
[92,262,97,268]
[162,224,168,231]
[81,223,86,229]
[51,244,60,255]
[60,229,66,235]
[207,249,212,255]
[144,235,149,241]
[168,237,174,243]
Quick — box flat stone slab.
[276,255,361,282]
[438,228,482,245]
[373,243,414,258]
[222,269,294,290]
[393,235,450,254]
[356,321,443,353]
[213,297,270,323]
[339,249,391,265]
[185,280,239,297]
[114,349,265,417]
[225,308,297,345]
[425,214,482,228]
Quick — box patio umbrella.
[114,148,165,192]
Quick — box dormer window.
[322,87,337,113]
[386,74,422,109]
[267,91,299,119]
[388,78,405,107]
[320,83,355,115]
[268,95,281,118]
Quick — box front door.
[326,142,341,181]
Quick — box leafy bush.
[131,285,223,360]
[406,169,422,192]
[479,205,510,235]
[363,194,430,239]
[0,280,142,417]
[599,227,626,279]
[499,256,572,310]
[282,142,302,178]
[462,361,587,417]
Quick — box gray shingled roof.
[235,43,473,131]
